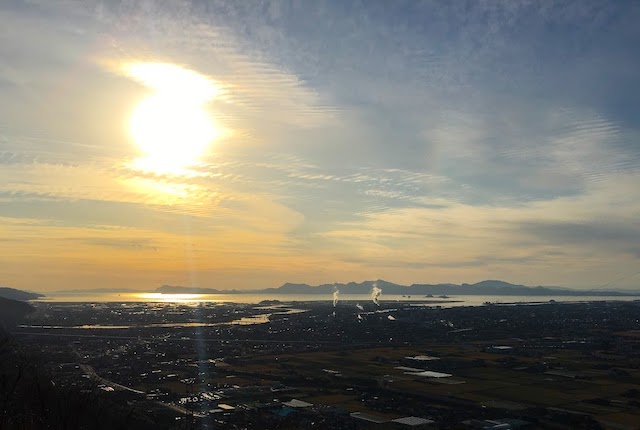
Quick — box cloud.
[319,169,640,287]
[519,220,640,254]
[88,0,339,129]
[60,237,158,251]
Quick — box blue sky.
[1,0,639,291]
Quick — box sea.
[35,293,640,308]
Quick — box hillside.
[0,287,44,301]
[0,297,35,326]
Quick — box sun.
[124,63,221,174]
[129,93,217,173]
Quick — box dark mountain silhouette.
[0,287,44,301]
[154,280,638,296]
[0,297,35,331]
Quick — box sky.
[1,0,639,292]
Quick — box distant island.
[154,279,640,296]
[0,287,44,301]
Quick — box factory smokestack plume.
[371,283,382,306]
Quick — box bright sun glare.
[124,62,221,174]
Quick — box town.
[8,299,640,429]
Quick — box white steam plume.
[333,288,340,307]
[371,283,382,306]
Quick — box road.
[68,342,146,395]
[70,344,205,418]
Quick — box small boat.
[439,294,449,299]
[425,294,433,298]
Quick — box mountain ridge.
[153,280,639,296]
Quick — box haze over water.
[36,293,639,307]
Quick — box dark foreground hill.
[0,297,35,328]
[0,332,160,430]
[0,300,159,429]
[0,287,44,301]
